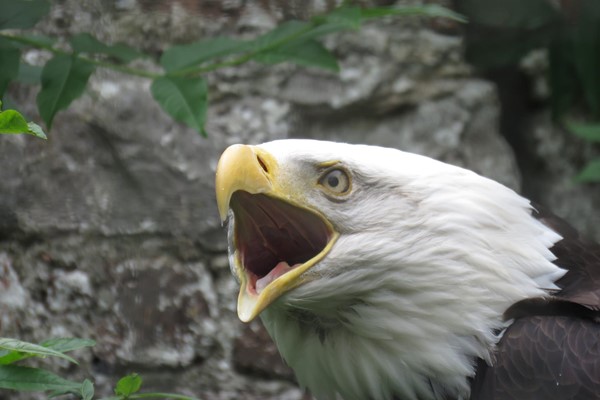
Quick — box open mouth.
[230,191,333,296]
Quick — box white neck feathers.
[260,160,564,400]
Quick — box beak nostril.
[257,154,269,174]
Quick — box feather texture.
[233,140,569,400]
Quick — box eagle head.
[215,139,565,400]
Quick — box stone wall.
[1,1,598,399]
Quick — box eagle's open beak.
[215,144,338,322]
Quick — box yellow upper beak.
[215,144,273,223]
[215,144,338,322]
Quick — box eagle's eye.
[319,168,351,195]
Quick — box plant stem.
[0,33,160,79]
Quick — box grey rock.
[233,320,295,380]
[290,79,520,191]
[0,253,29,333]
[111,257,217,366]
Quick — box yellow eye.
[319,168,351,195]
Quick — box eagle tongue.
[255,261,299,294]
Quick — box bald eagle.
[215,140,600,400]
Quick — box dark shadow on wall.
[456,0,600,201]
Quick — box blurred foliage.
[0,0,463,137]
[458,0,600,182]
[0,337,198,399]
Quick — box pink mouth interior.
[230,191,331,295]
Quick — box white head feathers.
[252,140,564,400]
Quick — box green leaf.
[160,36,247,72]
[19,33,57,47]
[247,19,345,69]
[576,159,600,182]
[27,121,47,139]
[324,6,362,28]
[0,337,94,364]
[71,33,143,63]
[360,4,467,22]
[0,351,23,365]
[307,6,362,37]
[0,0,50,29]
[70,33,111,53]
[248,8,361,59]
[254,39,339,71]
[0,365,81,392]
[151,76,208,136]
[104,42,145,63]
[40,338,96,354]
[36,54,95,129]
[0,45,20,98]
[565,120,600,142]
[0,107,47,140]
[81,379,94,400]
[115,373,142,396]
[17,62,43,84]
[0,338,78,364]
[0,109,28,134]
[252,20,311,52]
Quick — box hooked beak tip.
[215,144,274,223]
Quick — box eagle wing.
[471,207,600,400]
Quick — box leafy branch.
[0,337,197,400]
[0,0,464,138]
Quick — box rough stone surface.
[0,0,598,399]
[291,79,520,190]
[233,320,295,381]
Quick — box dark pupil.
[327,174,340,188]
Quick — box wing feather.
[471,206,600,400]
[471,316,600,399]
